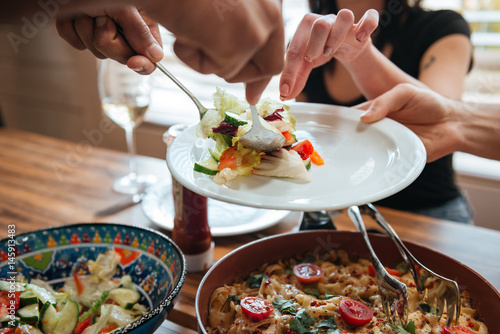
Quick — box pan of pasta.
[196,231,498,334]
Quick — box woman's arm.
[280,9,472,101]
[342,33,471,100]
[338,43,425,99]
[359,84,500,162]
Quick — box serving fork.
[360,203,460,326]
[348,206,409,327]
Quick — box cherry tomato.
[240,297,274,322]
[293,263,324,284]
[218,156,237,170]
[339,298,373,327]
[220,146,237,161]
[0,291,20,317]
[291,140,314,160]
[441,325,476,334]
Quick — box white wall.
[455,153,500,231]
[0,20,168,159]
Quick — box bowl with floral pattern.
[0,223,186,334]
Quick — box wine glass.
[98,59,157,194]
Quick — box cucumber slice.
[108,288,141,310]
[0,281,10,291]
[81,305,113,334]
[208,133,232,162]
[224,112,247,126]
[18,324,44,334]
[20,291,39,307]
[0,281,24,292]
[40,300,79,334]
[26,284,56,305]
[1,319,19,328]
[303,158,311,171]
[17,303,39,323]
[105,304,141,327]
[209,133,233,147]
[54,291,72,310]
[194,157,219,176]
[208,148,220,162]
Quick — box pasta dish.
[206,249,488,334]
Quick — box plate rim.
[141,179,297,237]
[167,102,426,211]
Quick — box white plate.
[166,102,426,211]
[141,179,295,236]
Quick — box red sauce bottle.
[171,177,212,255]
[165,124,214,272]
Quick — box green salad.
[194,89,324,185]
[0,251,146,334]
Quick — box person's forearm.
[340,44,425,100]
[458,102,500,160]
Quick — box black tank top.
[302,9,472,210]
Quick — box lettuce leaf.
[252,149,311,182]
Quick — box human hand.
[155,0,284,105]
[279,9,378,101]
[56,5,163,75]
[358,83,462,162]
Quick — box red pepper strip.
[282,131,292,141]
[310,150,324,165]
[73,270,85,295]
[98,326,118,334]
[74,316,93,334]
[368,265,402,277]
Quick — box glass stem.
[125,127,138,178]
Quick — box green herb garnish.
[289,309,315,334]
[247,274,269,288]
[303,286,320,298]
[390,321,416,334]
[220,294,240,311]
[272,297,297,315]
[419,303,438,315]
[316,317,339,333]
[322,291,336,300]
[395,262,408,275]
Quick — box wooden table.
[1,128,499,333]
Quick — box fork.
[360,203,460,326]
[348,206,409,327]
[239,105,286,152]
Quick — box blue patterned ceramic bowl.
[0,223,186,334]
